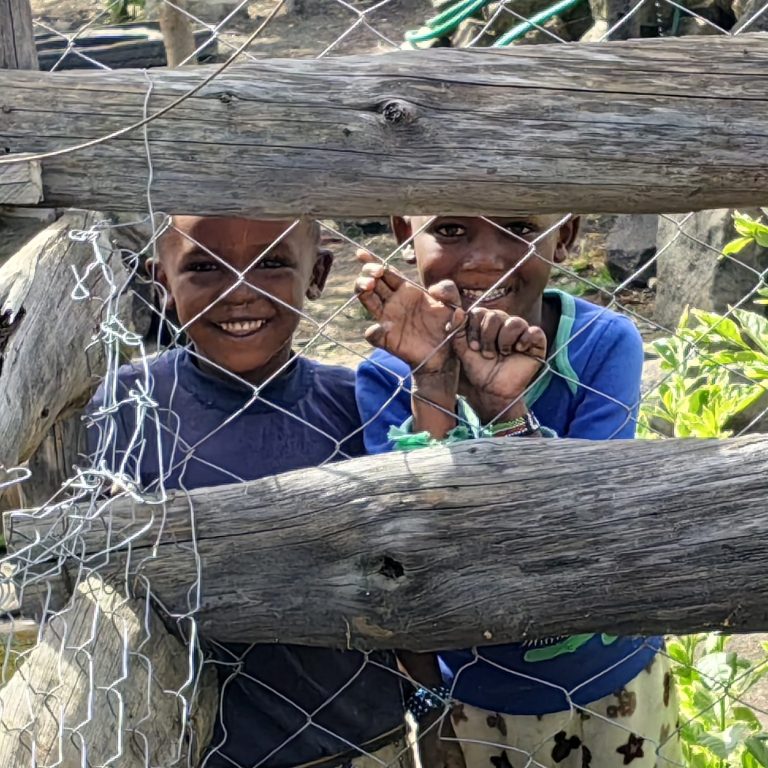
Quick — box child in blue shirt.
[87,216,408,768]
[354,215,680,768]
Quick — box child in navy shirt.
[88,216,407,768]
[354,215,680,768]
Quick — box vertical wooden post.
[0,577,217,767]
[158,0,196,66]
[0,0,38,70]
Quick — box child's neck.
[540,292,562,360]
[195,342,295,388]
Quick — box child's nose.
[224,275,264,305]
[465,230,518,271]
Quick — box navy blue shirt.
[356,291,661,715]
[87,349,404,768]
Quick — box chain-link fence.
[0,0,767,766]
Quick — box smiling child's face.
[156,216,328,384]
[394,215,577,324]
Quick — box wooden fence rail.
[8,434,768,652]
[1,34,767,216]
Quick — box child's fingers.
[378,263,407,293]
[356,249,380,265]
[465,308,483,352]
[428,279,461,310]
[449,305,466,335]
[451,320,470,358]
[497,316,528,356]
[358,263,394,301]
[515,325,547,359]
[364,322,388,349]
[479,311,505,359]
[356,286,384,319]
[358,256,406,294]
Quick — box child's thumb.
[428,279,462,309]
[364,322,388,349]
[356,249,379,265]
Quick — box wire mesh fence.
[0,0,767,766]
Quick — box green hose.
[404,0,586,47]
[493,0,585,45]
[405,0,491,44]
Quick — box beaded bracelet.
[406,684,452,721]
[488,411,541,438]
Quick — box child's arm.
[565,315,644,439]
[355,252,464,440]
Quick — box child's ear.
[150,258,176,310]
[554,216,581,264]
[306,248,333,300]
[391,216,417,264]
[391,216,412,245]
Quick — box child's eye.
[187,261,219,272]
[255,257,290,269]
[503,222,536,238]
[434,223,466,239]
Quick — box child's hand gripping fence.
[1,1,768,767]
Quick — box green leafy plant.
[637,306,768,438]
[641,211,768,767]
[668,634,768,768]
[105,0,145,24]
[639,212,768,438]
[722,211,768,258]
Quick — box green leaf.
[699,652,736,687]
[732,707,763,731]
[745,736,768,767]
[699,724,752,759]
[733,310,768,355]
[723,236,755,256]
[734,213,759,238]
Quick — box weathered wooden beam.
[0,159,42,205]
[8,436,768,651]
[0,576,217,767]
[1,35,767,216]
[0,0,37,70]
[0,211,135,472]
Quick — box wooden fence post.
[0,0,37,70]
[0,576,217,767]
[159,0,197,66]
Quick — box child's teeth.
[462,287,506,301]
[220,320,264,332]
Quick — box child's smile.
[457,280,519,310]
[213,317,269,338]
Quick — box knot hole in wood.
[378,555,404,580]
[379,100,417,126]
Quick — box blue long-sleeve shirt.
[87,349,405,768]
[355,290,661,715]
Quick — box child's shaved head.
[152,215,330,385]
[157,216,320,263]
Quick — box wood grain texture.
[0,576,217,767]
[1,35,767,216]
[9,436,768,651]
[0,211,131,470]
[0,160,42,205]
[0,0,37,70]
